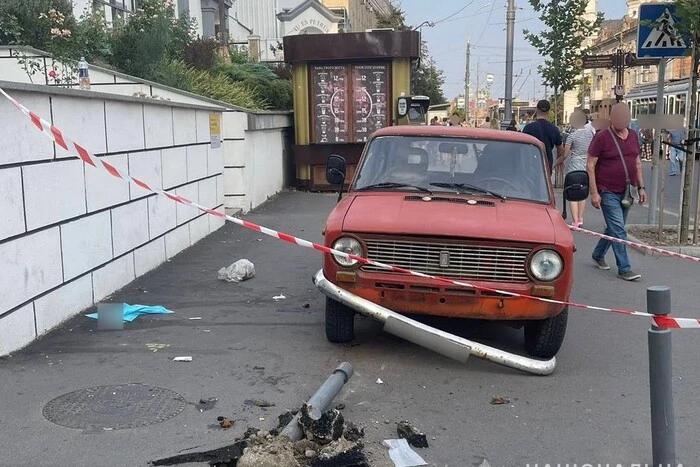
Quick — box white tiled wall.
[0,88,225,356]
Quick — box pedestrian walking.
[587,103,646,281]
[667,128,685,176]
[554,111,593,227]
[640,127,653,161]
[522,99,563,171]
[480,116,492,129]
[489,117,500,130]
[506,118,519,131]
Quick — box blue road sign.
[637,3,689,58]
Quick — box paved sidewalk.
[1,191,699,467]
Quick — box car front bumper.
[313,269,556,376]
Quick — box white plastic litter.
[217,259,255,282]
[273,294,286,301]
[173,356,193,362]
[376,378,384,385]
[382,439,427,467]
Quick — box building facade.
[76,1,388,63]
[586,10,692,119]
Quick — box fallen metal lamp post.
[280,362,354,441]
[313,270,556,376]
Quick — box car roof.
[370,125,545,149]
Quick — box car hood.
[342,193,557,244]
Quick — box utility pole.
[476,60,480,124]
[504,0,516,122]
[465,38,471,125]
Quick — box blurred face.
[610,104,631,130]
[569,112,585,129]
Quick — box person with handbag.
[586,103,646,281]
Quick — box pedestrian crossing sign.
[637,3,689,58]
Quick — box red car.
[314,125,585,358]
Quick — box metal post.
[476,61,480,125]
[647,286,675,466]
[648,59,666,224]
[280,362,354,441]
[465,38,471,125]
[504,0,516,123]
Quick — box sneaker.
[618,270,642,281]
[592,256,610,270]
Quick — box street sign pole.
[648,59,666,224]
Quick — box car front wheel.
[325,297,355,343]
[523,307,568,358]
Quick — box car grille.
[362,239,531,283]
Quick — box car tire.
[523,307,568,358]
[325,297,355,343]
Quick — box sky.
[401,0,630,103]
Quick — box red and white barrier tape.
[2,88,699,330]
[570,225,700,263]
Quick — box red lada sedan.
[314,125,584,358]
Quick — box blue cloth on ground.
[86,304,173,322]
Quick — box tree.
[674,0,700,244]
[523,0,603,125]
[375,5,446,104]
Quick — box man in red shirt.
[587,103,646,281]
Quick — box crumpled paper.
[86,304,173,322]
[382,439,427,467]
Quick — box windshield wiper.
[356,182,432,193]
[430,182,506,201]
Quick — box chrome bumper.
[313,269,556,376]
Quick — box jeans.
[670,147,685,175]
[592,192,631,273]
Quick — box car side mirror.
[326,154,346,186]
[563,170,589,202]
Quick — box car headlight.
[332,237,363,267]
[529,249,563,282]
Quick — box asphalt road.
[1,191,699,467]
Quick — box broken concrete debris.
[218,259,255,282]
[490,395,511,405]
[298,404,344,444]
[396,421,428,448]
[217,416,234,429]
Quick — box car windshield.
[352,135,550,203]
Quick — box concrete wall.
[222,111,294,213]
[0,82,226,356]
[0,46,295,215]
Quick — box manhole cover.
[43,383,186,430]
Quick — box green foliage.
[523,0,603,123]
[110,0,195,81]
[156,60,267,110]
[0,0,75,48]
[216,62,278,82]
[412,43,447,104]
[375,4,411,31]
[374,5,446,104]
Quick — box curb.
[626,224,700,258]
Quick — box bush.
[184,37,219,70]
[156,60,267,110]
[0,0,75,48]
[215,62,278,82]
[242,77,293,111]
[110,0,195,81]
